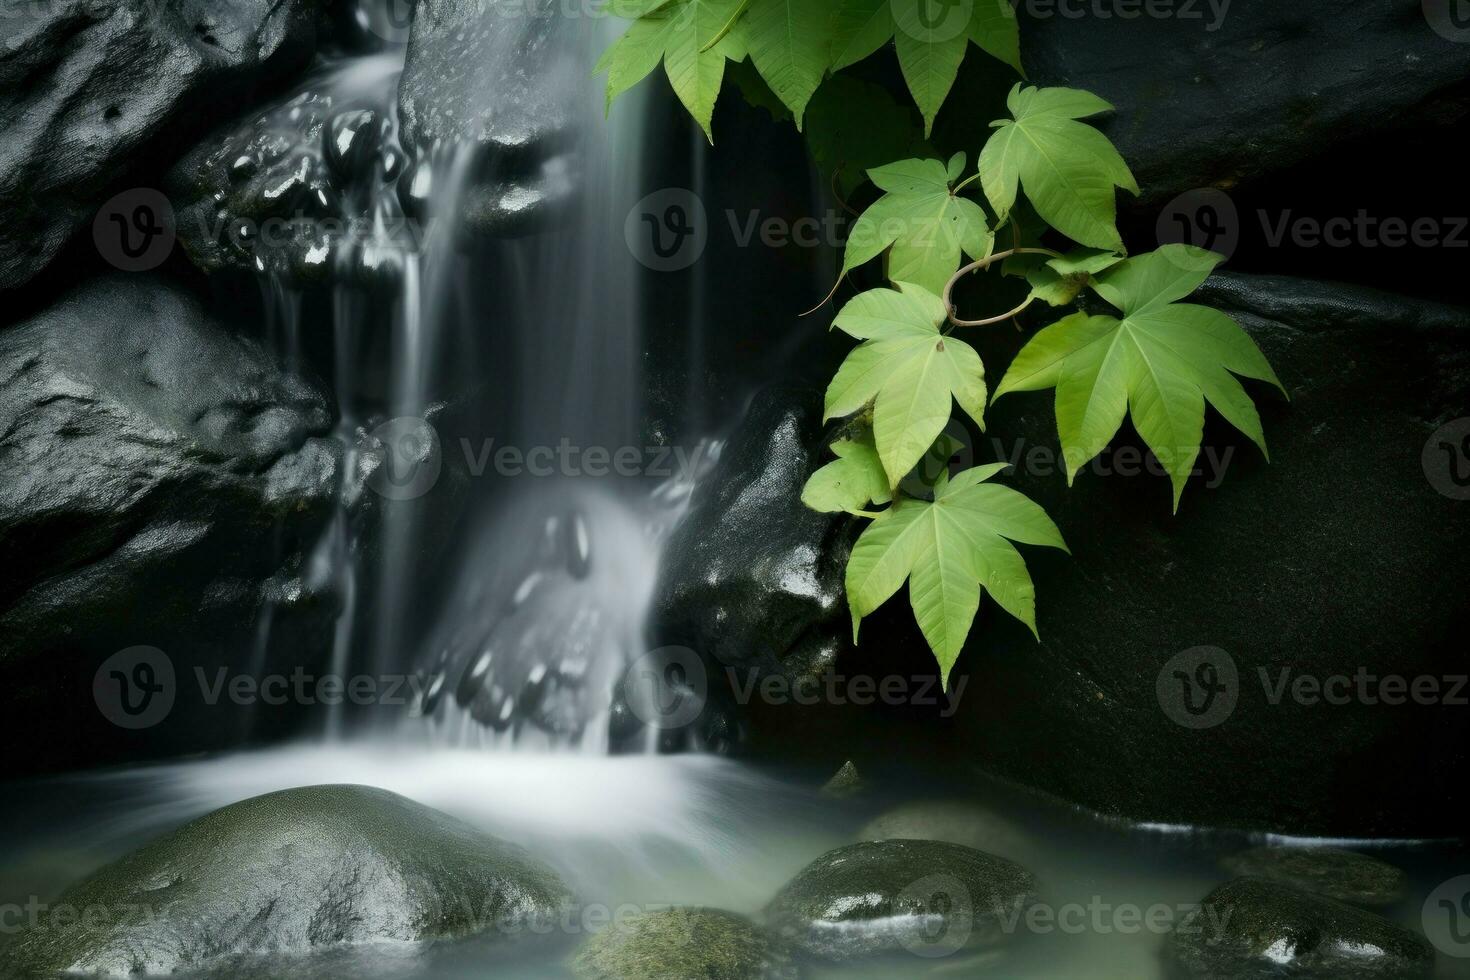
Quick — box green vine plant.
[599,0,1286,688]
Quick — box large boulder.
[0,0,323,291]
[1023,0,1470,206]
[655,273,1470,837]
[0,276,355,774]
[0,785,573,977]
[572,907,794,980]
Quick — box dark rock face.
[0,0,322,291]
[0,785,573,978]
[1023,0,1470,207]
[572,907,794,980]
[764,839,1038,961]
[1220,847,1407,908]
[0,276,352,774]
[167,56,409,285]
[1165,877,1435,980]
[396,0,583,237]
[653,388,855,685]
[950,272,1470,838]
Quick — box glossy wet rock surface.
[1164,876,1434,980]
[764,839,1039,962]
[0,785,572,978]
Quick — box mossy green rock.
[572,907,795,980]
[765,839,1038,961]
[1166,877,1434,980]
[1220,846,1407,907]
[0,785,571,977]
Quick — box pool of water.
[1,742,1465,978]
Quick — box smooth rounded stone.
[765,840,1038,962]
[572,907,796,980]
[1165,877,1435,980]
[857,800,1034,863]
[0,785,573,978]
[1220,846,1407,907]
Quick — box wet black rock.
[1023,0,1470,207]
[948,271,1470,838]
[653,388,855,685]
[396,0,581,237]
[167,59,409,286]
[0,276,354,774]
[764,839,1038,961]
[0,785,573,978]
[1219,847,1408,908]
[573,907,795,980]
[1165,877,1435,980]
[0,0,322,291]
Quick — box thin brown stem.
[942,246,1062,328]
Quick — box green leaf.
[804,75,928,198]
[735,0,832,127]
[596,0,746,141]
[968,0,1023,75]
[846,468,1067,686]
[802,432,893,515]
[894,22,968,137]
[605,0,679,17]
[826,282,987,487]
[830,0,892,71]
[993,245,1286,509]
[840,157,993,294]
[979,84,1138,251]
[1025,247,1125,307]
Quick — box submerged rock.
[764,840,1038,961]
[572,907,795,980]
[0,785,573,978]
[857,800,1035,864]
[1165,877,1434,980]
[0,0,322,291]
[1219,847,1407,908]
[0,276,348,774]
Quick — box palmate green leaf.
[1021,247,1125,307]
[826,282,988,487]
[993,245,1287,510]
[829,0,1022,135]
[845,466,1068,687]
[801,432,892,515]
[979,84,1139,252]
[804,75,929,198]
[596,0,746,141]
[840,156,993,295]
[725,0,831,127]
